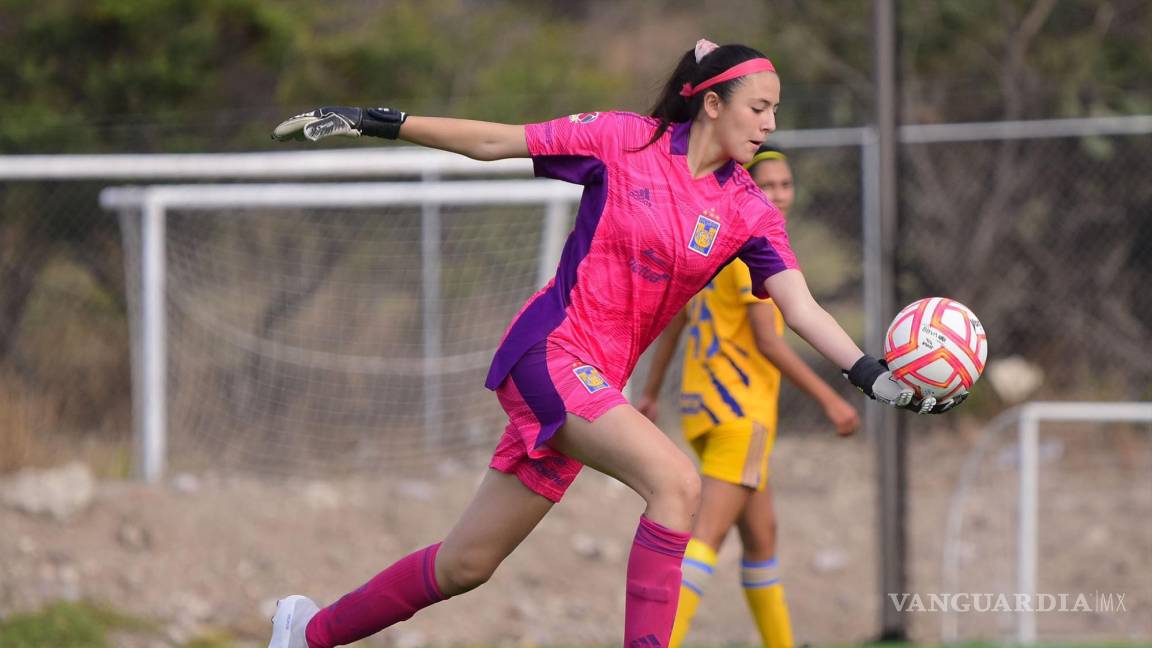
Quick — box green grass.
[0,603,1147,648]
[0,601,244,648]
[0,601,150,648]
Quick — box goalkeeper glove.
[845,354,964,414]
[272,106,408,142]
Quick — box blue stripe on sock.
[682,579,704,596]
[741,577,780,588]
[740,557,778,569]
[683,558,716,574]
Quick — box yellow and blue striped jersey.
[680,259,782,439]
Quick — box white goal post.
[101,181,583,482]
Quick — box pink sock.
[624,516,691,648]
[305,543,449,648]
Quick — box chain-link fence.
[899,134,1152,402]
[0,119,1149,643]
[8,128,1146,475]
[895,131,1152,643]
[0,180,130,473]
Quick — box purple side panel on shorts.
[507,342,568,449]
[738,236,789,299]
[484,155,608,390]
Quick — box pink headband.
[679,58,777,98]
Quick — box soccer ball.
[883,297,988,401]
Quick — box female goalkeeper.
[267,39,952,648]
[637,144,860,648]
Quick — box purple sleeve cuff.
[738,236,795,298]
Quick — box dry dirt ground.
[1,425,1149,647]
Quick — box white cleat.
[268,595,320,648]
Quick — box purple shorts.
[489,339,629,502]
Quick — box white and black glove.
[272,106,408,142]
[845,354,966,415]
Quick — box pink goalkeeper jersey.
[485,111,799,391]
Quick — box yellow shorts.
[688,419,776,491]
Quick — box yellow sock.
[741,557,794,648]
[670,538,717,648]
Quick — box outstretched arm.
[763,270,963,414]
[763,270,864,371]
[399,117,528,160]
[636,308,689,422]
[747,301,860,435]
[763,269,929,412]
[272,106,529,160]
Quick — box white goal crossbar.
[941,401,1152,644]
[8,115,1152,181]
[100,180,584,482]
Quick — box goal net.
[105,181,581,477]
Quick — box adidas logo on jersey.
[628,187,652,207]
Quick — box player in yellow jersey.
[637,145,860,648]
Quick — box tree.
[898,0,1152,397]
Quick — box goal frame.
[100,180,583,481]
[940,400,1152,643]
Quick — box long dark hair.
[640,44,769,150]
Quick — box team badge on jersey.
[568,112,600,124]
[573,365,610,393]
[688,210,721,256]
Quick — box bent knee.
[650,458,701,514]
[435,547,501,594]
[678,468,703,510]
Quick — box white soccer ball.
[883,297,988,401]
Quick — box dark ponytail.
[640,44,770,150]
